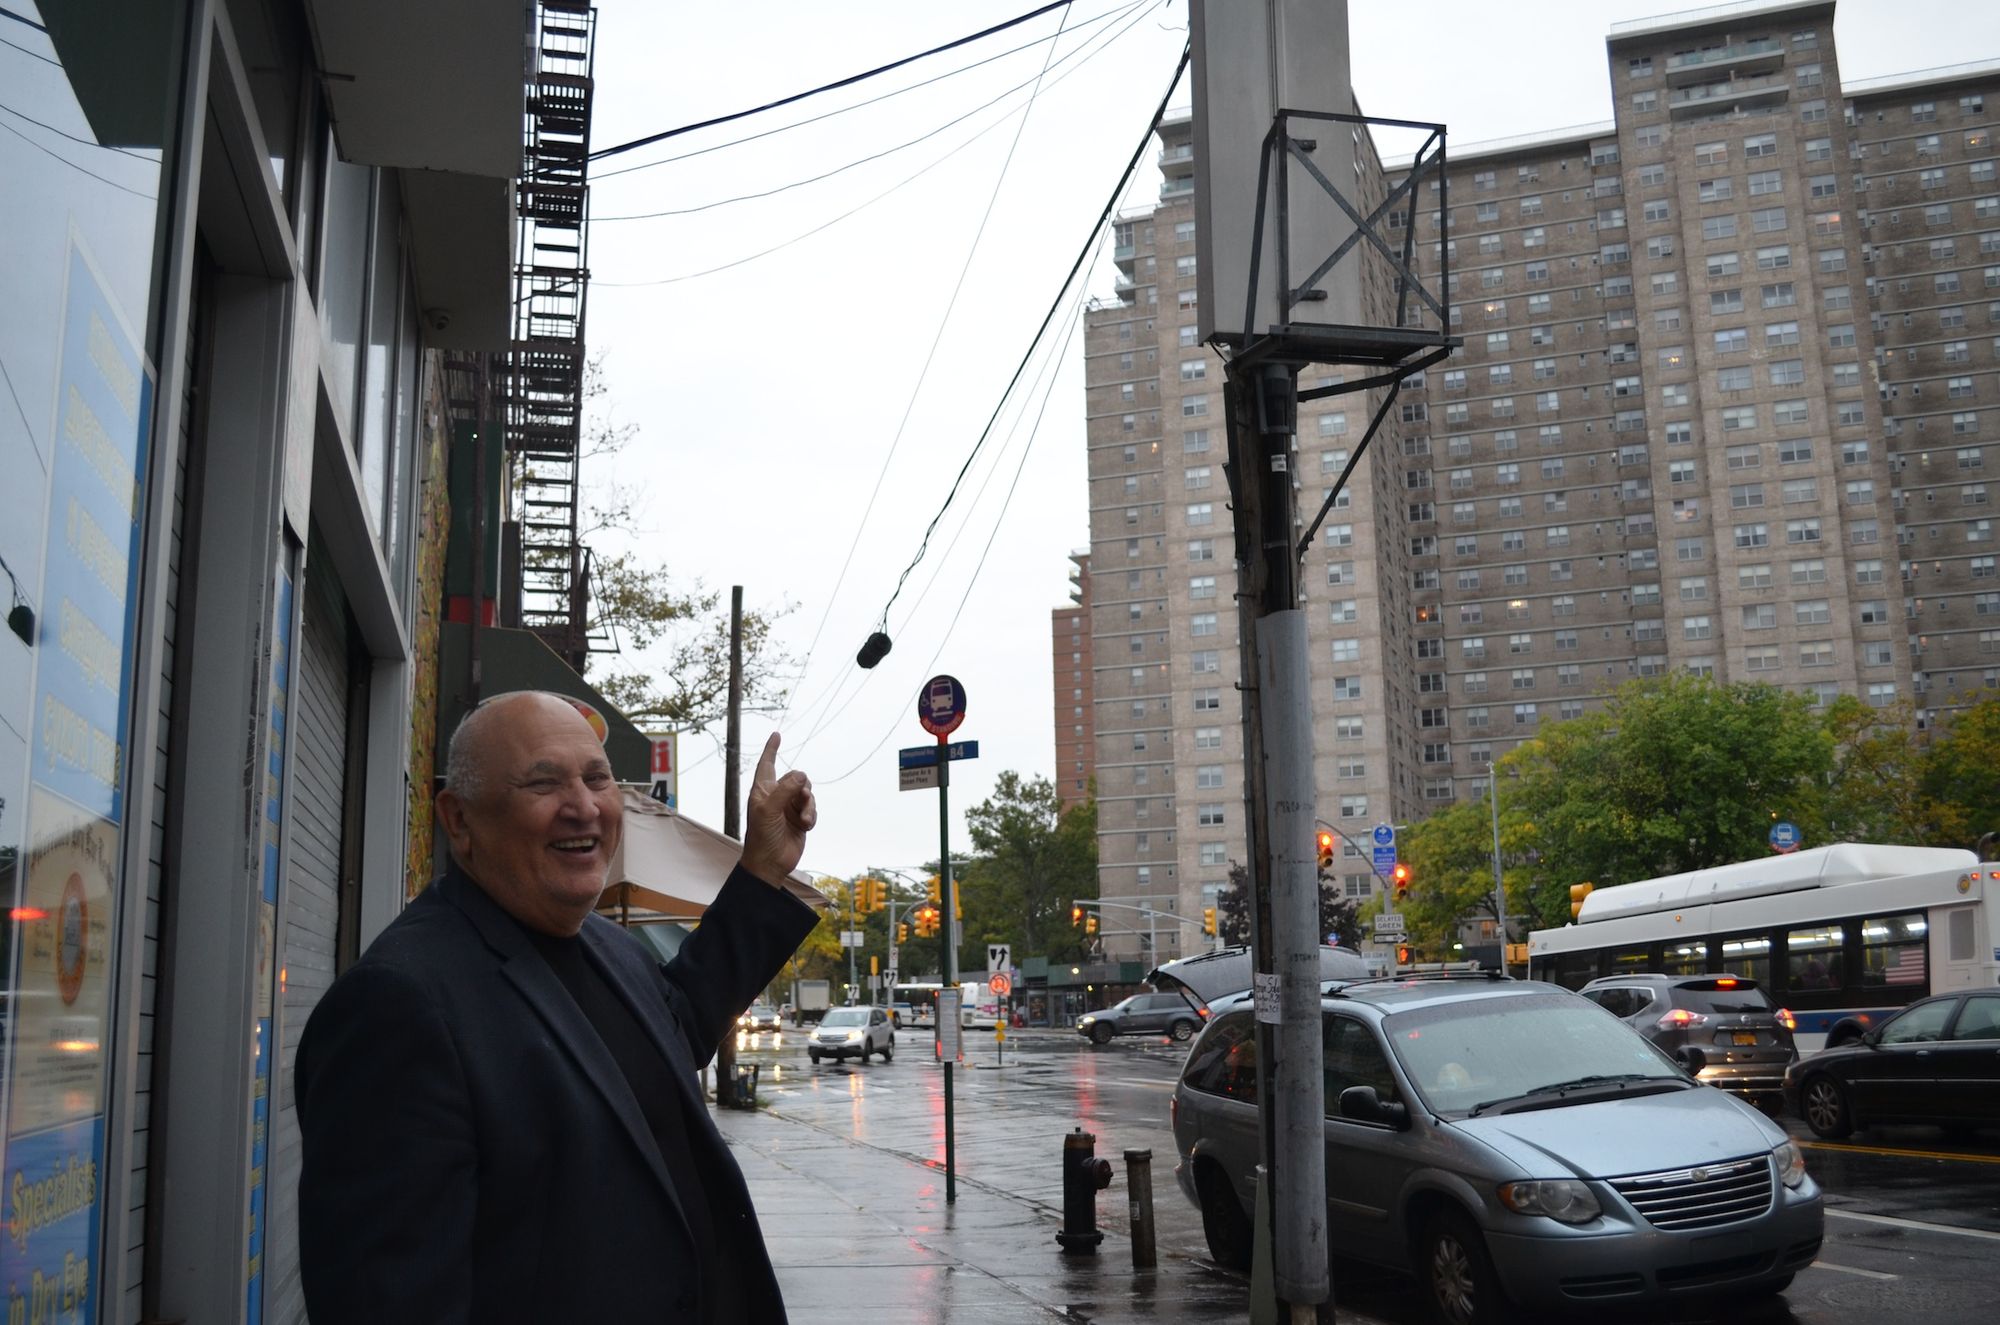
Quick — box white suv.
[809,1006,895,1065]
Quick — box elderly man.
[297,691,819,1323]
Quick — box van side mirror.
[1338,1085,1410,1129]
[1674,1045,1708,1075]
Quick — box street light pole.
[1489,764,1509,974]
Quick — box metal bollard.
[1125,1148,1156,1269]
[1056,1127,1113,1253]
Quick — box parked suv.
[1579,974,1797,1111]
[1077,992,1203,1044]
[1171,975,1821,1324]
[808,1006,895,1065]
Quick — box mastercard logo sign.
[563,697,610,744]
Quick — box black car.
[1784,989,2000,1139]
[1579,973,1798,1110]
[1076,992,1204,1044]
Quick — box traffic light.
[856,878,876,913]
[927,875,941,905]
[1202,907,1217,936]
[954,891,963,922]
[1317,831,1334,870]
[1570,881,1595,920]
[897,923,909,945]
[870,955,879,977]
[1085,915,1099,937]
[1396,944,1412,966]
[1392,862,1412,902]
[1071,903,1085,927]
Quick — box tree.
[1506,674,1833,917]
[1820,697,1961,846]
[1400,790,1532,952]
[1922,690,2000,851]
[567,354,796,736]
[1215,861,1363,950]
[958,774,1097,969]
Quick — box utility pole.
[1489,764,1509,973]
[716,584,745,1107]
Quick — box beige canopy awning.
[598,787,828,923]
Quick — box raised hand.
[740,732,817,888]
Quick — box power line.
[0,99,157,159]
[777,1,1076,737]
[589,0,1071,163]
[591,0,1145,185]
[870,39,1190,632]
[0,117,153,199]
[590,0,1139,223]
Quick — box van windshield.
[1384,992,1680,1116]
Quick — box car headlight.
[1497,1179,1602,1225]
[846,1029,864,1042]
[1078,1015,1096,1026]
[1773,1140,1808,1190]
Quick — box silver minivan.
[1170,975,1822,1324]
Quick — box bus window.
[1786,924,1844,991]
[1553,950,1597,990]
[1719,933,1772,986]
[1661,941,1707,976]
[1607,946,1653,976]
[1860,913,1928,989]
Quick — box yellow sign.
[994,1022,1005,1043]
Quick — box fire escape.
[507,0,596,670]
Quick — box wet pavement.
[711,1023,2000,1324]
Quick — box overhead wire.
[590,0,1146,185]
[590,0,1070,163]
[589,0,1144,223]
[773,0,1078,740]
[592,0,1161,288]
[796,43,1191,778]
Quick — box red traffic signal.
[1316,831,1334,870]
[1396,945,1412,966]
[1392,862,1412,899]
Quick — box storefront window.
[0,0,185,1312]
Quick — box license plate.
[1732,1031,1758,1046]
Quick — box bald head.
[435,691,624,935]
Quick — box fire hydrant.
[1056,1127,1114,1253]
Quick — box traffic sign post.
[916,674,967,1202]
[1370,822,1398,879]
[897,741,978,793]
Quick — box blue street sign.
[918,674,967,738]
[1769,821,1801,854]
[1372,846,1398,877]
[1371,823,1396,848]
[898,741,980,769]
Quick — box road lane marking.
[1802,1139,2000,1166]
[1810,1261,1900,1280]
[1827,1209,2000,1243]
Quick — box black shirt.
[522,925,734,1321]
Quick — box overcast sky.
[580,0,2000,884]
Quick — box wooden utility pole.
[715,585,745,1108]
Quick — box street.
[716,1023,2000,1324]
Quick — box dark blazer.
[296,861,819,1324]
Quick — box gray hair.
[442,690,571,803]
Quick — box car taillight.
[1775,1008,1797,1031]
[1656,1008,1709,1029]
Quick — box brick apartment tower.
[1080,0,2000,962]
[1052,550,1096,812]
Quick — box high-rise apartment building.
[1052,551,1097,811]
[1079,0,1999,962]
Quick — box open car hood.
[1147,945,1371,1007]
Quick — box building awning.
[599,789,827,923]
[437,622,651,780]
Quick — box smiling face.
[436,693,623,936]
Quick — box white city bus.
[1527,843,2000,1052]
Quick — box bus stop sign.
[1769,821,1801,854]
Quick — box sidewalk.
[715,1081,1396,1325]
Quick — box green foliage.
[955,773,1098,971]
[1400,792,1527,952]
[1921,691,2000,850]
[1214,861,1364,950]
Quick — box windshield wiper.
[1468,1073,1685,1117]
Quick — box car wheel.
[808,1052,821,1065]
[1422,1210,1513,1325]
[882,1040,894,1063]
[1195,1163,1253,1273]
[1090,1021,1115,1045]
[1801,1074,1854,1140]
[1169,1018,1197,1043]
